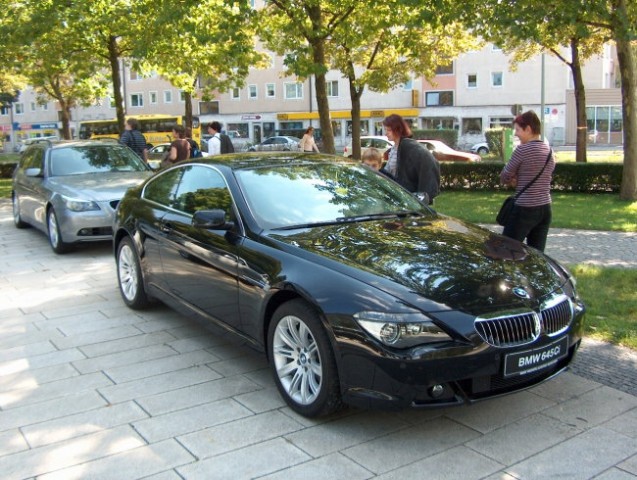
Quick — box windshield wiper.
[271,211,426,231]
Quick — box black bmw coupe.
[113,153,585,417]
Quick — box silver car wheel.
[272,314,323,406]
[118,242,139,302]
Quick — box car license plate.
[504,336,569,378]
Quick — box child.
[361,147,383,170]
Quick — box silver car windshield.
[235,162,429,230]
[50,146,148,176]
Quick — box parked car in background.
[114,152,584,418]
[12,139,153,253]
[18,136,60,153]
[146,143,172,169]
[343,135,393,158]
[418,140,481,162]
[470,142,490,155]
[247,136,301,152]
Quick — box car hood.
[268,215,566,314]
[48,172,154,201]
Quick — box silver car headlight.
[354,311,451,348]
[63,197,100,212]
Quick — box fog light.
[429,384,445,398]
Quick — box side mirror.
[192,209,233,230]
[25,167,43,177]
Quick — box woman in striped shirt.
[500,111,555,252]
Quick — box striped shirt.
[500,141,554,207]
[120,130,147,159]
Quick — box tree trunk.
[108,35,126,134]
[184,91,193,129]
[312,41,335,154]
[58,100,72,140]
[614,20,637,199]
[569,39,588,163]
[347,63,363,159]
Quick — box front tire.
[47,208,70,254]
[268,299,342,417]
[477,147,488,155]
[12,193,28,229]
[116,237,150,309]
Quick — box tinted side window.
[143,168,183,207]
[174,166,231,215]
[21,147,45,171]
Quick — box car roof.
[172,152,355,171]
[27,139,122,150]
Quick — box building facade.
[1,42,621,152]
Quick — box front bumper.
[335,311,584,411]
[57,201,117,243]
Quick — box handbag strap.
[514,149,552,200]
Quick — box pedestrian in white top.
[207,122,222,156]
[299,126,320,153]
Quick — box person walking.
[119,118,148,162]
[166,125,190,164]
[382,114,440,204]
[500,110,555,252]
[299,126,320,153]
[206,122,222,156]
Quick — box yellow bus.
[78,114,201,147]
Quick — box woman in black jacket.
[382,114,440,204]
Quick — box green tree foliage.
[132,0,267,129]
[258,0,359,154]
[329,1,480,159]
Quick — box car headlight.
[63,197,100,212]
[354,311,451,348]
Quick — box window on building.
[249,85,258,99]
[422,117,455,130]
[327,80,339,97]
[199,101,219,115]
[284,82,303,99]
[130,70,139,81]
[164,91,172,103]
[30,102,36,112]
[179,91,186,102]
[462,118,483,135]
[149,91,158,104]
[467,74,477,88]
[266,83,275,98]
[42,103,49,111]
[15,103,24,114]
[1,106,9,116]
[231,87,240,99]
[436,63,454,75]
[489,117,513,129]
[425,91,453,107]
[130,93,143,107]
[491,72,503,87]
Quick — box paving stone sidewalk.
[0,198,636,479]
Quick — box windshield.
[50,145,148,176]
[235,162,430,230]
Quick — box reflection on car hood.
[269,215,565,313]
[48,171,153,201]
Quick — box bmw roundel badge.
[512,286,530,299]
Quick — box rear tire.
[268,299,342,417]
[116,237,150,309]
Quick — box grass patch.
[0,178,11,199]
[435,191,637,232]
[572,265,637,350]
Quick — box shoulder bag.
[496,150,552,226]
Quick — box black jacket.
[395,137,440,203]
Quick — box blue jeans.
[502,204,552,252]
